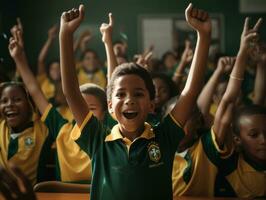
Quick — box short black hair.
[79,83,107,111]
[107,63,155,101]
[232,105,266,135]
[80,48,99,61]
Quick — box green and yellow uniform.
[43,104,90,183]
[172,128,232,197]
[0,106,55,185]
[77,67,106,88]
[215,150,266,198]
[72,112,185,200]
[37,74,55,99]
[43,105,117,183]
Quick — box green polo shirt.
[72,111,185,200]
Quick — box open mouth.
[123,111,138,119]
[5,111,19,119]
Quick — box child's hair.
[80,83,107,111]
[0,82,28,99]
[0,81,34,112]
[151,72,179,97]
[80,48,99,61]
[232,105,266,136]
[107,63,155,101]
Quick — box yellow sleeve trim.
[40,104,53,122]
[169,113,183,129]
[211,127,230,155]
[72,112,93,140]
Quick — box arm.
[74,29,91,53]
[214,17,262,147]
[197,57,235,122]
[253,55,266,105]
[0,164,36,200]
[59,5,89,126]
[172,40,193,87]
[8,26,49,114]
[171,3,211,127]
[100,13,118,82]
[37,24,58,76]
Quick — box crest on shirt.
[147,142,161,163]
[24,137,34,148]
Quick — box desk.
[0,193,89,200]
[0,193,243,200]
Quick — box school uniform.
[172,128,232,197]
[72,112,185,200]
[0,106,55,185]
[37,74,55,99]
[77,67,107,88]
[43,105,117,183]
[215,149,266,198]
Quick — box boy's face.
[82,94,105,121]
[164,54,177,69]
[109,74,154,135]
[153,78,170,109]
[237,114,266,164]
[0,86,32,130]
[82,52,98,71]
[49,62,61,81]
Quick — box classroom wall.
[1,0,266,75]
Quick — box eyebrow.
[116,87,146,91]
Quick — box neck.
[243,151,266,171]
[11,121,33,134]
[119,124,145,142]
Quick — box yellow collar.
[105,122,155,142]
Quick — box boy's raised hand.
[100,13,113,44]
[180,40,193,65]
[0,165,37,200]
[48,24,59,39]
[8,28,24,60]
[60,5,84,34]
[185,3,211,36]
[217,56,236,74]
[240,17,262,54]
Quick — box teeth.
[124,110,136,113]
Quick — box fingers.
[16,18,23,30]
[243,17,250,33]
[79,4,85,20]
[10,165,33,194]
[192,8,208,21]
[144,51,153,61]
[62,4,84,22]
[0,167,21,198]
[185,3,193,19]
[253,17,263,31]
[109,13,113,26]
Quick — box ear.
[108,101,113,113]
[233,134,242,146]
[149,100,155,113]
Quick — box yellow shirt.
[0,107,51,185]
[172,128,232,197]
[77,67,106,88]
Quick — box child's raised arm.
[253,50,266,105]
[213,17,263,147]
[100,13,118,82]
[37,24,58,76]
[172,40,193,88]
[8,26,49,114]
[171,3,211,126]
[197,56,235,126]
[59,5,89,126]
